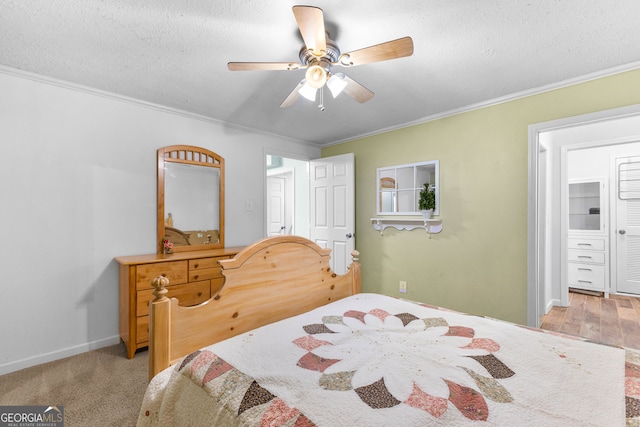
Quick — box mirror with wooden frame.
[157,145,224,253]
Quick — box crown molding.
[3,61,639,150]
[0,64,315,148]
[321,61,640,148]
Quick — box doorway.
[264,153,356,274]
[265,154,309,238]
[266,171,291,236]
[528,104,640,327]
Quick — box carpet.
[0,343,147,426]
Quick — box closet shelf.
[371,217,443,237]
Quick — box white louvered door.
[616,156,640,294]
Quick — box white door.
[616,156,640,294]
[309,153,355,274]
[267,175,286,236]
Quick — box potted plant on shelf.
[418,183,436,219]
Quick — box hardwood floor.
[540,291,640,350]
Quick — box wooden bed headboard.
[148,235,361,379]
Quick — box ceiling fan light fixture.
[304,64,327,89]
[228,6,413,108]
[327,73,348,98]
[298,81,317,101]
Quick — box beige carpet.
[0,343,148,427]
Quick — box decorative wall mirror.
[157,145,224,253]
[376,160,439,215]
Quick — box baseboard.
[0,335,121,376]
[546,298,562,314]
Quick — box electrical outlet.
[399,281,407,293]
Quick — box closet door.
[616,156,640,294]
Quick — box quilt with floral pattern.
[139,293,640,426]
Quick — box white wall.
[568,142,640,179]
[0,68,320,374]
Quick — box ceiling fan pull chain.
[318,87,325,111]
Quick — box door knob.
[619,229,626,235]
[346,233,353,238]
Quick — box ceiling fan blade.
[228,62,304,71]
[342,75,374,103]
[292,5,326,56]
[338,37,414,67]
[280,80,305,108]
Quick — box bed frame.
[148,235,361,379]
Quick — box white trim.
[0,335,121,376]
[325,61,640,148]
[559,146,569,306]
[527,124,541,327]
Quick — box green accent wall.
[322,68,640,325]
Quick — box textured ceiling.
[1,0,640,146]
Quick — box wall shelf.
[371,217,443,237]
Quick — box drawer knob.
[194,275,199,280]
[194,263,199,268]
[619,229,626,235]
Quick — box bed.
[139,236,640,426]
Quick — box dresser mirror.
[157,145,225,253]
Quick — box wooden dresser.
[116,247,242,358]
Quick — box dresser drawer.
[135,261,188,290]
[189,257,224,270]
[568,237,605,251]
[190,256,231,270]
[567,249,605,264]
[136,280,211,316]
[568,263,605,290]
[189,268,222,282]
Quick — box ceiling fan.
[227,5,414,109]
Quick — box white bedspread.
[138,293,639,426]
